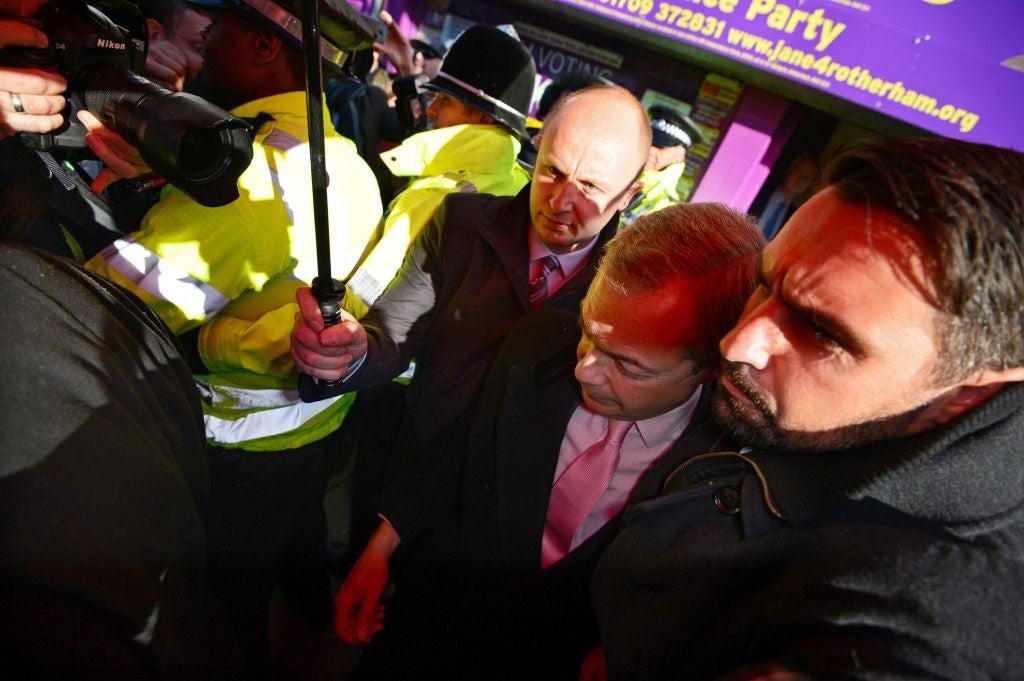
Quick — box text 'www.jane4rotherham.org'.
[574,0,981,133]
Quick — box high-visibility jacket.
[344,122,530,317]
[190,123,529,445]
[87,92,383,451]
[620,161,687,228]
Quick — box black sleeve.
[301,197,450,402]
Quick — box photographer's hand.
[77,110,152,193]
[373,10,416,77]
[0,17,67,139]
[145,39,201,92]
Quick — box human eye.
[801,312,853,356]
[810,323,841,349]
[615,359,647,380]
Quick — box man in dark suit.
[289,82,652,616]
[332,203,764,679]
[749,152,819,240]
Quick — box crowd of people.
[3,1,1024,680]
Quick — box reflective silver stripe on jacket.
[196,381,346,444]
[97,236,230,320]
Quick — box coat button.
[713,486,741,515]
[483,479,496,494]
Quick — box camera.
[391,72,431,136]
[0,0,253,207]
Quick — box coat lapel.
[478,185,533,308]
[630,387,727,504]
[494,366,579,570]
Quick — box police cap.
[423,24,536,140]
[224,0,383,71]
[648,104,705,149]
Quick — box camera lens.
[78,63,252,206]
[178,128,233,184]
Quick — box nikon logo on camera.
[95,38,127,51]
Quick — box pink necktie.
[529,255,561,307]
[541,419,634,568]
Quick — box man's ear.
[252,27,283,64]
[145,17,165,41]
[915,366,1024,429]
[615,181,642,211]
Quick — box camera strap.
[240,113,277,142]
[34,151,77,191]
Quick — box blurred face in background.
[165,7,212,82]
[424,91,489,129]
[201,10,258,109]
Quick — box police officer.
[343,23,537,317]
[620,103,705,227]
[84,0,383,675]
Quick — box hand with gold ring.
[0,15,68,139]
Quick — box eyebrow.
[761,260,868,357]
[541,151,610,192]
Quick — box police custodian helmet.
[221,0,383,69]
[647,104,706,149]
[424,24,537,140]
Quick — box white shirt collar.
[528,225,598,276]
[633,383,703,449]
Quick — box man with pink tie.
[335,202,764,680]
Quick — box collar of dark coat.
[477,183,620,306]
[747,381,1024,535]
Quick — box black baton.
[302,0,345,390]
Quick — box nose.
[550,181,578,213]
[574,343,603,385]
[720,307,786,371]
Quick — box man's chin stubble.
[711,390,932,453]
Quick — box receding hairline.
[540,84,652,176]
[544,85,651,144]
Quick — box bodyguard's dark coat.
[593,382,1024,680]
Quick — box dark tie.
[540,419,634,568]
[529,255,561,307]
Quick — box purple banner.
[345,0,384,15]
[550,0,1024,150]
